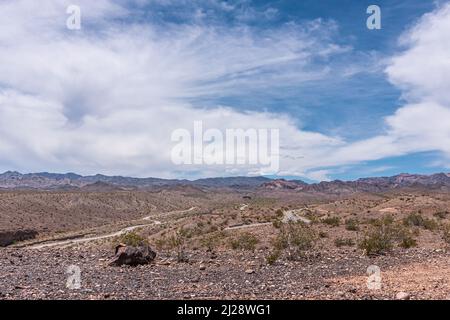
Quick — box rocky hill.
[260,173,450,194]
[1,171,450,193]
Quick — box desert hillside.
[1,176,450,300]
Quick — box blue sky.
[0,0,449,181]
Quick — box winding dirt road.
[28,207,197,249]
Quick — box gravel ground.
[1,246,448,300]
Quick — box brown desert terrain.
[1,173,450,300]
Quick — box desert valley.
[1,171,450,300]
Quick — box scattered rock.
[245,269,255,274]
[348,287,357,294]
[199,264,206,270]
[109,244,156,267]
[396,291,411,300]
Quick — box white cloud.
[0,0,348,178]
[286,3,450,179]
[353,3,450,162]
[0,1,448,180]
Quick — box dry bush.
[345,218,360,231]
[200,231,226,251]
[268,222,316,263]
[154,228,189,262]
[229,232,259,251]
[434,211,449,220]
[321,216,340,227]
[359,225,394,255]
[359,216,417,255]
[403,212,438,231]
[334,237,355,247]
[442,224,450,244]
[117,231,149,247]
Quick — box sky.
[0,0,449,181]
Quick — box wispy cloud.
[0,1,448,180]
[0,0,350,178]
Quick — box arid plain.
[1,172,450,300]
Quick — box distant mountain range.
[0,171,270,190]
[261,173,450,194]
[1,171,450,193]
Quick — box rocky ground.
[2,189,450,300]
[1,245,449,300]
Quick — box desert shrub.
[434,211,449,220]
[423,219,439,231]
[334,237,355,247]
[371,215,394,226]
[154,237,170,252]
[266,250,281,265]
[345,218,360,231]
[319,231,328,238]
[275,209,284,217]
[205,224,219,233]
[170,228,189,262]
[399,234,417,249]
[442,224,450,244]
[271,222,316,261]
[403,213,438,230]
[197,221,205,229]
[321,216,340,227]
[359,216,396,255]
[155,228,190,262]
[360,216,417,255]
[301,209,318,222]
[117,231,149,247]
[359,226,394,255]
[229,232,259,251]
[403,212,425,227]
[272,219,282,229]
[201,231,226,251]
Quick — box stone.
[396,291,411,300]
[109,244,156,267]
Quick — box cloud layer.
[0,1,449,179]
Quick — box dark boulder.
[109,243,157,266]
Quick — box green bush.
[434,211,449,219]
[230,232,259,251]
[118,231,149,247]
[200,231,225,251]
[266,250,281,265]
[155,228,190,262]
[399,235,417,249]
[272,219,282,229]
[170,228,189,263]
[371,215,394,227]
[359,227,394,255]
[321,216,340,227]
[334,237,355,247]
[272,222,316,261]
[403,212,425,227]
[360,216,418,255]
[403,213,438,230]
[442,224,450,244]
[345,218,360,231]
[359,217,395,255]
